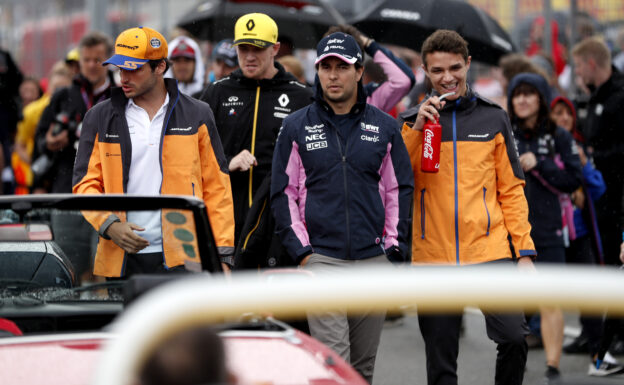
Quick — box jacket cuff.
[220,256,234,267]
[295,247,314,264]
[99,214,121,239]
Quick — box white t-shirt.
[125,93,170,254]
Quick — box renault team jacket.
[271,83,414,264]
[73,79,235,277]
[399,87,536,265]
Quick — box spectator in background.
[206,39,238,84]
[525,16,566,77]
[277,55,307,85]
[572,37,624,267]
[508,73,582,384]
[12,62,72,194]
[65,48,81,77]
[613,28,624,73]
[496,53,544,111]
[34,31,116,194]
[166,36,205,96]
[19,77,43,109]
[0,48,23,194]
[324,25,414,114]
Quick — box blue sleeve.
[582,162,606,201]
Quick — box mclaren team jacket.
[271,82,414,263]
[399,88,536,265]
[73,79,235,277]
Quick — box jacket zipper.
[248,86,261,208]
[192,182,195,196]
[334,127,351,259]
[420,188,426,239]
[452,108,460,265]
[483,187,491,236]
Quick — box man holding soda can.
[399,30,536,385]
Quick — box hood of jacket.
[165,36,205,96]
[507,72,551,110]
[229,61,301,87]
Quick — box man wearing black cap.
[270,32,414,383]
[198,13,312,248]
[208,39,238,83]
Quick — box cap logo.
[246,19,255,31]
[117,43,139,50]
[327,38,344,44]
[150,38,161,48]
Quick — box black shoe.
[563,334,589,354]
[544,366,561,384]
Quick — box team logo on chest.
[304,124,327,151]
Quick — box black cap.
[315,32,362,65]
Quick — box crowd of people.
[0,10,623,385]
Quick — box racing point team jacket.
[72,79,235,277]
[399,88,536,265]
[271,82,414,264]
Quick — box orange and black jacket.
[399,88,536,265]
[72,79,234,277]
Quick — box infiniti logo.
[228,96,239,102]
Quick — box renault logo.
[246,19,255,31]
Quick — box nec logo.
[228,96,238,102]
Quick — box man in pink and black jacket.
[270,32,413,384]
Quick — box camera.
[51,112,80,136]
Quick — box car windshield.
[0,198,208,304]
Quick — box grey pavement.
[374,310,624,385]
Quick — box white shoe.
[588,359,624,377]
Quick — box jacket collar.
[230,61,298,86]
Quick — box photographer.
[33,31,116,193]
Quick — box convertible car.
[0,194,366,385]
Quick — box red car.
[0,194,366,385]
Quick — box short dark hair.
[79,31,113,57]
[149,58,170,74]
[421,30,469,69]
[509,82,554,133]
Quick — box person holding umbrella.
[399,30,536,385]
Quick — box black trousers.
[418,311,528,385]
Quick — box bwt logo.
[423,128,434,160]
[361,123,379,133]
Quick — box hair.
[364,58,386,83]
[139,326,229,385]
[79,31,114,57]
[572,36,611,69]
[509,82,555,134]
[49,60,72,78]
[277,55,304,80]
[421,30,469,68]
[149,58,170,74]
[20,76,43,99]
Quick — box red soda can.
[421,117,441,173]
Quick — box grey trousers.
[304,253,388,384]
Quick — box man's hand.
[412,96,446,131]
[45,125,69,152]
[300,254,311,267]
[229,150,257,172]
[518,152,537,172]
[517,256,536,272]
[105,221,149,254]
[221,263,231,274]
[577,145,588,166]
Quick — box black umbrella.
[177,0,345,49]
[350,0,516,65]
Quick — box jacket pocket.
[420,188,426,239]
[482,187,490,236]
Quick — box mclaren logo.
[246,19,255,31]
[117,43,139,50]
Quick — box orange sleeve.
[401,122,422,173]
[198,123,235,256]
[493,132,536,256]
